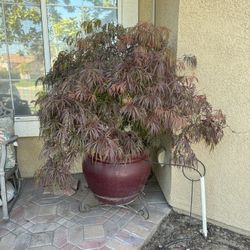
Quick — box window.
[0,0,138,136]
[0,0,119,116]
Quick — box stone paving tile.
[22,221,35,230]
[103,208,118,218]
[84,224,105,239]
[61,242,76,250]
[115,211,136,228]
[115,229,144,247]
[147,204,168,224]
[132,215,157,230]
[38,204,57,216]
[13,217,28,226]
[116,209,128,217]
[57,201,78,219]
[100,246,113,250]
[82,192,99,206]
[77,238,107,249]
[0,227,10,237]
[144,191,167,204]
[0,221,17,231]
[71,215,107,226]
[67,200,81,215]
[154,202,172,213]
[13,232,31,250]
[78,207,107,218]
[28,222,60,233]
[16,194,35,206]
[32,194,65,206]
[124,221,151,239]
[68,225,84,245]
[71,191,89,201]
[31,214,62,224]
[71,247,82,250]
[10,206,25,223]
[24,203,40,220]
[29,246,58,250]
[60,219,76,228]
[57,218,68,225]
[0,175,170,250]
[0,232,17,249]
[30,232,54,248]
[106,238,137,250]
[109,213,121,224]
[53,226,68,248]
[12,225,29,235]
[102,220,120,238]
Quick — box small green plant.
[36,21,226,188]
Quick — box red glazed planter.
[83,155,151,205]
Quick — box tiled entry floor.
[0,174,170,250]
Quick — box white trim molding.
[15,116,40,137]
[119,0,138,27]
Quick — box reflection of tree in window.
[47,0,118,61]
[0,1,43,115]
[0,0,118,115]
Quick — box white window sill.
[15,116,40,137]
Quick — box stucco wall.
[139,0,154,23]
[17,137,82,177]
[155,0,179,51]
[17,137,43,177]
[155,0,250,235]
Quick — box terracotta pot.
[83,155,151,205]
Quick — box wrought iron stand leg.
[79,191,150,220]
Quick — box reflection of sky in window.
[48,4,117,42]
[0,46,7,57]
[47,0,117,8]
[8,43,43,54]
[4,3,42,42]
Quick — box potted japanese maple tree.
[36,21,226,204]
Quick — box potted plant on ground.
[36,21,226,203]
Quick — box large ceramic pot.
[83,155,151,205]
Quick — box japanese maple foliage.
[36,21,226,188]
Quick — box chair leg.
[15,168,22,195]
[0,173,9,220]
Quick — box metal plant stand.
[79,190,150,220]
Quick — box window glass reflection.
[47,0,117,8]
[8,43,44,79]
[47,0,118,66]
[0,0,44,116]
[4,2,43,43]
[0,0,118,116]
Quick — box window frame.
[11,0,138,137]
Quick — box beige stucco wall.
[17,137,43,177]
[17,137,82,177]
[155,0,179,51]
[139,0,154,23]
[155,0,250,235]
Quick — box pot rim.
[86,153,149,165]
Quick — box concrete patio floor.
[0,174,170,250]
